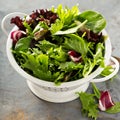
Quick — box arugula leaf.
[15,36,32,52]
[106,102,120,114]
[78,92,98,120]
[83,43,104,77]
[64,34,88,56]
[82,58,94,77]
[76,10,106,33]
[93,43,104,65]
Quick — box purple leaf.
[99,91,115,111]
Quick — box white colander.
[1,12,119,103]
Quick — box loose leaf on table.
[76,10,106,33]
[78,92,98,120]
[92,82,100,99]
[106,102,120,114]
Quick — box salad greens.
[11,4,107,84]
[77,92,98,120]
[78,83,120,120]
[76,10,106,33]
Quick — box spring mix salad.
[10,5,107,84]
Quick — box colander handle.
[1,12,27,36]
[91,57,119,83]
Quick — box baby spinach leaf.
[64,34,88,56]
[15,36,32,52]
[76,10,106,33]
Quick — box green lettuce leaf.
[50,4,79,34]
[92,83,100,99]
[59,61,83,72]
[50,19,64,34]
[106,102,120,114]
[23,20,33,34]
[37,40,57,53]
[47,46,67,62]
[20,52,59,81]
[78,92,98,120]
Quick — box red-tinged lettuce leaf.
[11,30,26,45]
[29,9,58,26]
[68,50,82,62]
[11,16,25,31]
[98,91,115,111]
[78,29,103,43]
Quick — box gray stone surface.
[0,0,120,120]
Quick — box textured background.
[0,0,120,120]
